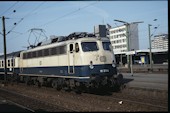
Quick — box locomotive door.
[19,52,23,73]
[68,43,75,74]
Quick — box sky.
[0,1,168,54]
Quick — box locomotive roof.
[23,32,110,52]
[22,36,110,53]
[0,50,22,59]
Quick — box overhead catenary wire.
[37,1,99,28]
[7,2,26,16]
[5,1,97,45]
[0,1,19,17]
[150,24,160,37]
[22,2,45,19]
[6,18,24,35]
[5,2,45,37]
[9,30,23,35]
[4,31,29,43]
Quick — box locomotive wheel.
[35,80,42,88]
[74,84,82,94]
[52,80,62,91]
[24,76,32,86]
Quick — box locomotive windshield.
[102,42,112,51]
[81,42,98,52]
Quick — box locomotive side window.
[60,45,66,54]
[0,61,1,67]
[32,51,37,58]
[81,42,98,52]
[22,45,67,59]
[23,53,27,59]
[75,43,79,52]
[27,52,32,58]
[44,49,50,56]
[102,42,112,51]
[37,50,43,57]
[51,47,57,55]
[56,47,60,55]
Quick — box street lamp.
[148,19,158,71]
[114,19,143,70]
[148,24,152,71]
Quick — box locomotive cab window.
[102,42,112,51]
[81,42,98,52]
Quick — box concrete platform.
[122,73,168,91]
[117,64,168,74]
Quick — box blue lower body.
[0,64,117,80]
[0,64,120,89]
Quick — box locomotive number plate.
[100,69,109,73]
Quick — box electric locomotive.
[0,32,123,92]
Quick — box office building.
[151,34,168,49]
[109,23,139,53]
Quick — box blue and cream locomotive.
[0,32,123,92]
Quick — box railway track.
[0,82,168,112]
[0,97,35,112]
[0,86,76,112]
[118,67,168,74]
[82,89,168,111]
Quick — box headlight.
[89,61,94,69]
[100,56,106,62]
[112,60,116,67]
